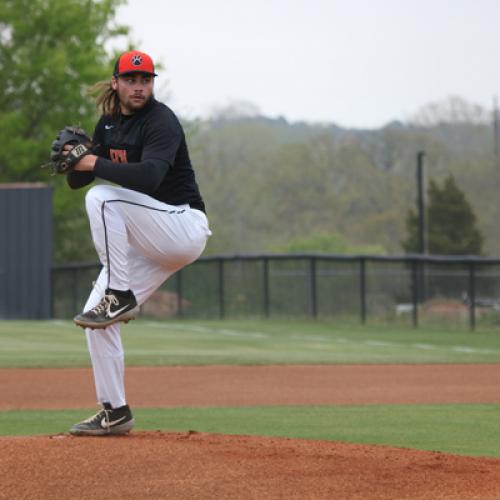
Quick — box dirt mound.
[1,432,500,499]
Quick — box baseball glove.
[46,126,93,175]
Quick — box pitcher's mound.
[2,431,500,499]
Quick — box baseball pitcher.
[48,50,211,436]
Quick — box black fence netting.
[51,254,500,330]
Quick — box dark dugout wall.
[0,184,52,319]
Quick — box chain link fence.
[51,254,500,330]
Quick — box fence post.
[50,270,55,319]
[310,257,317,318]
[360,258,366,324]
[176,269,183,318]
[72,268,78,316]
[468,262,476,331]
[263,258,270,318]
[218,258,225,319]
[411,259,419,328]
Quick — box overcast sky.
[115,0,500,128]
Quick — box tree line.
[190,112,486,257]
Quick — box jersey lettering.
[110,149,128,163]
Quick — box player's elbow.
[141,160,169,193]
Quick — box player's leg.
[73,185,137,329]
[69,268,134,435]
[70,258,168,436]
[70,251,185,436]
[83,184,210,287]
[70,185,210,434]
[74,184,210,329]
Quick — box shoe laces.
[83,405,111,425]
[90,293,119,315]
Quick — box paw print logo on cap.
[114,50,157,76]
[131,55,143,66]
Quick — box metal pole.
[176,270,183,318]
[417,151,426,254]
[72,268,78,316]
[310,257,317,318]
[263,258,270,318]
[360,258,367,324]
[494,96,499,169]
[416,151,427,305]
[50,269,55,319]
[468,262,476,331]
[218,259,225,319]
[411,259,419,328]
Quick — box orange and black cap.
[113,50,157,77]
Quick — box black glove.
[47,126,93,174]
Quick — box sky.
[114,0,500,128]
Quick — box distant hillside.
[189,97,499,256]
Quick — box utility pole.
[416,151,426,254]
[415,151,427,307]
[494,97,499,169]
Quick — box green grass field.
[1,319,500,457]
[2,319,500,368]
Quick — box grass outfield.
[2,319,500,367]
[1,404,499,458]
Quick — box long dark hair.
[89,80,121,118]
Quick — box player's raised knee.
[85,185,114,212]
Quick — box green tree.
[403,175,484,255]
[0,0,129,262]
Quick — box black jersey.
[67,98,205,212]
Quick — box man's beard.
[122,94,152,114]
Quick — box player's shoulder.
[146,99,183,133]
[150,99,180,123]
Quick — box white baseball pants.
[82,185,211,408]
